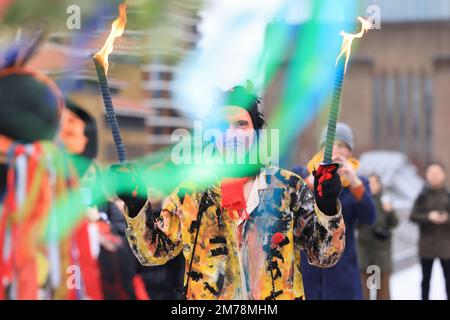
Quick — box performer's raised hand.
[313,164,342,215]
[110,162,148,217]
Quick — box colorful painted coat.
[124,166,345,300]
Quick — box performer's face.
[426,164,446,189]
[59,109,88,155]
[213,105,255,158]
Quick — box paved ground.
[390,262,447,300]
[364,208,448,300]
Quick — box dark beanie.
[0,68,63,143]
[222,85,265,131]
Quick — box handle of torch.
[93,57,127,163]
[322,58,345,164]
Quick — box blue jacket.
[300,176,376,300]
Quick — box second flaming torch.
[93,3,127,163]
[322,17,372,164]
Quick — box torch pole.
[322,57,345,164]
[93,56,127,163]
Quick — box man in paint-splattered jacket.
[113,86,345,300]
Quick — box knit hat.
[319,122,354,150]
[0,68,64,143]
[218,83,265,131]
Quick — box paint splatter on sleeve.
[123,191,183,266]
[292,181,345,268]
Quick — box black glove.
[110,163,148,218]
[313,163,342,216]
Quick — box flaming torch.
[322,17,371,164]
[93,3,127,162]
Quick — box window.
[411,75,421,145]
[106,144,145,161]
[159,72,173,81]
[398,74,408,152]
[142,72,151,81]
[372,72,433,167]
[153,127,165,135]
[385,74,395,140]
[423,75,433,162]
[152,89,171,99]
[105,115,146,130]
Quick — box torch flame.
[94,3,127,75]
[337,16,371,73]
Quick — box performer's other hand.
[313,164,342,216]
[110,162,148,218]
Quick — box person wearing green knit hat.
[0,62,69,299]
[0,67,64,200]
